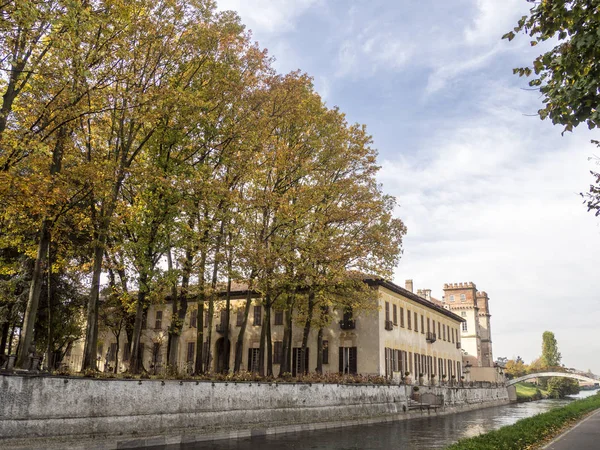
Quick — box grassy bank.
[446,392,600,450]
[516,382,548,402]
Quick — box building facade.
[64,279,465,384]
[441,282,494,368]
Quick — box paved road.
[544,409,600,450]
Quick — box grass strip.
[446,393,600,450]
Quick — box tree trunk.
[114,332,120,374]
[45,237,55,370]
[280,294,295,376]
[16,221,50,369]
[265,294,273,377]
[205,220,225,374]
[166,246,178,372]
[81,227,105,371]
[234,272,255,372]
[168,246,193,372]
[258,307,266,376]
[194,248,207,375]
[129,272,149,375]
[316,327,323,374]
[300,291,315,375]
[222,274,232,373]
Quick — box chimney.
[405,279,413,293]
[424,289,432,301]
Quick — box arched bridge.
[507,372,599,386]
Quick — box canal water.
[173,390,598,450]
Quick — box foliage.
[547,377,580,399]
[505,358,528,379]
[447,393,600,449]
[541,331,562,368]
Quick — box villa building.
[64,278,465,384]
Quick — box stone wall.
[1,374,509,449]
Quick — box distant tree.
[541,331,562,368]
[505,358,528,379]
[503,1,600,215]
[547,377,580,399]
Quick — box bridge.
[506,372,599,386]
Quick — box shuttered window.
[253,305,262,326]
[274,310,284,326]
[414,312,418,332]
[186,342,195,363]
[421,315,425,334]
[400,307,405,327]
[323,340,329,364]
[190,309,198,328]
[339,347,357,374]
[385,302,390,322]
[273,341,283,364]
[393,304,398,325]
[407,310,412,329]
[154,311,163,330]
[236,310,244,327]
[248,348,260,373]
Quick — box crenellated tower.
[476,291,493,367]
[442,282,483,366]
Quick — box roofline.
[364,278,466,323]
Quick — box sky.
[216,0,600,374]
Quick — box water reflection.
[169,391,598,450]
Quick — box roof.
[363,278,465,323]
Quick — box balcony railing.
[215,323,230,334]
[456,341,461,349]
[384,320,393,331]
[339,319,356,330]
[426,331,436,343]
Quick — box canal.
[171,390,598,450]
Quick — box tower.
[442,282,482,366]
[476,291,493,367]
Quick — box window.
[273,341,283,364]
[460,294,466,302]
[123,344,131,362]
[427,318,431,333]
[385,302,390,322]
[462,322,468,332]
[141,313,147,330]
[414,312,418,332]
[449,295,455,302]
[452,328,455,343]
[108,343,118,361]
[253,305,262,326]
[408,351,413,374]
[438,322,441,337]
[274,310,284,326]
[407,309,412,329]
[186,342,195,364]
[203,341,209,367]
[204,311,209,328]
[236,310,244,327]
[432,319,435,335]
[152,343,162,364]
[400,307,405,327]
[248,348,261,373]
[190,309,198,328]
[154,311,163,330]
[393,304,398,325]
[443,324,446,341]
[421,315,425,334]
[461,311,467,317]
[323,340,329,364]
[339,347,357,374]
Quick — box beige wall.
[64,283,464,383]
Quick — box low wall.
[1,374,509,449]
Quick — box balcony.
[456,341,461,349]
[384,320,393,331]
[215,323,230,334]
[339,319,356,330]
[426,331,436,343]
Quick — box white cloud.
[216,0,319,35]
[464,0,528,46]
[378,82,600,371]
